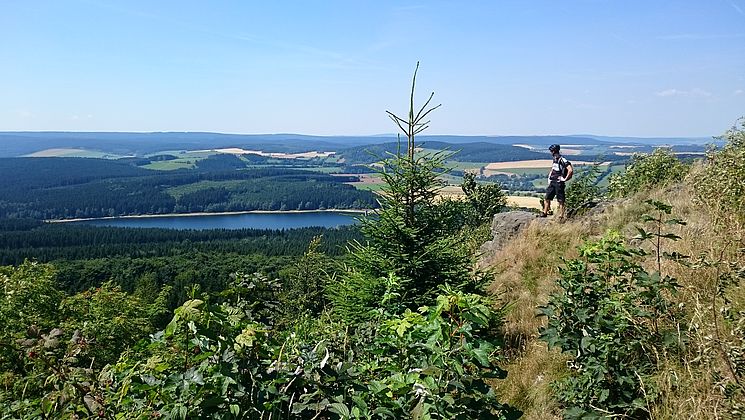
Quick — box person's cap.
[548,144,560,153]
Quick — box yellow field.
[189,148,334,159]
[25,148,131,159]
[506,195,542,209]
[26,148,85,157]
[485,159,605,170]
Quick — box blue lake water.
[73,211,362,230]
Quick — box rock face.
[479,211,547,263]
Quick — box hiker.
[540,144,573,219]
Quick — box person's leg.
[543,182,556,216]
[556,182,566,220]
[557,201,566,221]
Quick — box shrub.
[607,148,689,198]
[98,283,521,419]
[564,161,603,217]
[539,227,684,418]
[692,118,745,225]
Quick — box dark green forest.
[0,218,364,308]
[0,157,377,219]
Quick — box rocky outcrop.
[479,211,548,263]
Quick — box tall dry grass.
[485,218,585,416]
[487,174,745,418]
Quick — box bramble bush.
[689,118,745,416]
[564,161,603,217]
[539,201,687,418]
[0,263,170,418]
[100,280,520,419]
[692,117,745,225]
[607,148,689,198]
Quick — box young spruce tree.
[329,63,476,319]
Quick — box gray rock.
[479,211,547,262]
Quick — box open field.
[25,148,130,159]
[153,150,216,158]
[597,164,625,187]
[506,195,542,209]
[188,148,335,159]
[485,167,548,177]
[345,173,385,192]
[439,185,466,198]
[444,161,490,171]
[485,159,606,170]
[165,180,248,199]
[143,159,197,170]
[433,186,542,210]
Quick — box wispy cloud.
[730,0,745,17]
[734,89,744,96]
[83,0,382,72]
[656,88,712,98]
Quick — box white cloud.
[655,88,712,98]
[734,89,744,96]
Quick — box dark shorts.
[545,181,565,203]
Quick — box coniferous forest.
[0,157,377,219]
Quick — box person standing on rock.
[540,144,573,219]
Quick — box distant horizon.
[0,130,717,140]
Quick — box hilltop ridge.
[0,131,712,157]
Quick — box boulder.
[479,211,547,262]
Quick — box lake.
[72,211,363,230]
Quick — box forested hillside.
[0,158,377,219]
[338,141,548,164]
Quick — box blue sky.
[1,1,744,137]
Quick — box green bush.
[607,148,689,198]
[692,118,745,224]
[539,226,684,418]
[564,161,603,217]
[93,281,520,419]
[0,263,169,418]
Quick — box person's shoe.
[537,212,548,218]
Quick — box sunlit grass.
[165,180,246,198]
[143,160,197,170]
